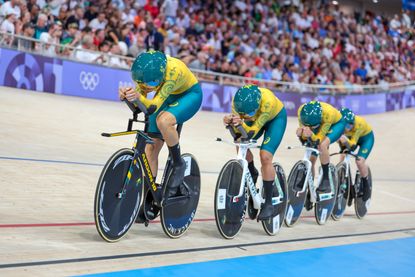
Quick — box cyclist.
[223,84,287,220]
[339,108,374,201]
[296,101,346,195]
[119,50,203,199]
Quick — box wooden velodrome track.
[0,86,414,276]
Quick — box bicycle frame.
[297,147,320,203]
[343,154,351,180]
[288,145,335,202]
[238,142,263,210]
[332,151,361,191]
[104,127,163,206]
[104,98,195,207]
[217,138,284,211]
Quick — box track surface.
[0,87,414,276]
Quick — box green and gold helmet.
[131,50,167,87]
[300,101,322,127]
[233,84,261,117]
[340,107,355,124]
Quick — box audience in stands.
[0,0,414,88]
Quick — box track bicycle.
[94,100,201,242]
[331,150,372,219]
[285,140,338,226]
[214,126,288,239]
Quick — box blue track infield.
[81,237,415,277]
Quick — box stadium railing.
[1,31,414,95]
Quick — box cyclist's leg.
[144,140,164,180]
[159,83,203,196]
[356,131,374,200]
[318,119,346,193]
[257,108,287,220]
[146,102,169,179]
[310,154,317,177]
[245,149,259,184]
[244,127,265,185]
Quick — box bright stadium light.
[332,0,339,5]
[373,0,378,3]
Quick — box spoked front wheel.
[214,159,247,239]
[94,148,143,242]
[285,161,308,227]
[355,167,372,219]
[331,162,350,221]
[160,153,201,238]
[262,163,288,236]
[315,164,338,225]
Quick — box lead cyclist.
[119,50,203,199]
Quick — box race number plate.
[217,189,227,210]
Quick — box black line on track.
[1,156,415,182]
[0,227,414,269]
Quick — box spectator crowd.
[0,0,415,88]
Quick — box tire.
[160,153,201,238]
[94,148,143,242]
[331,162,350,221]
[285,161,308,227]
[214,159,247,239]
[262,163,288,236]
[315,164,338,225]
[355,167,372,219]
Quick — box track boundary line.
[1,210,414,228]
[1,156,415,182]
[0,227,414,269]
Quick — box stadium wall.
[1,47,414,116]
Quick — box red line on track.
[1,210,414,229]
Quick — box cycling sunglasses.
[304,123,320,129]
[135,79,162,88]
[239,110,257,117]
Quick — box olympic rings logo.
[79,71,99,91]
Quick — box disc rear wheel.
[262,163,288,235]
[331,162,350,221]
[160,153,201,238]
[355,167,372,219]
[315,164,338,225]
